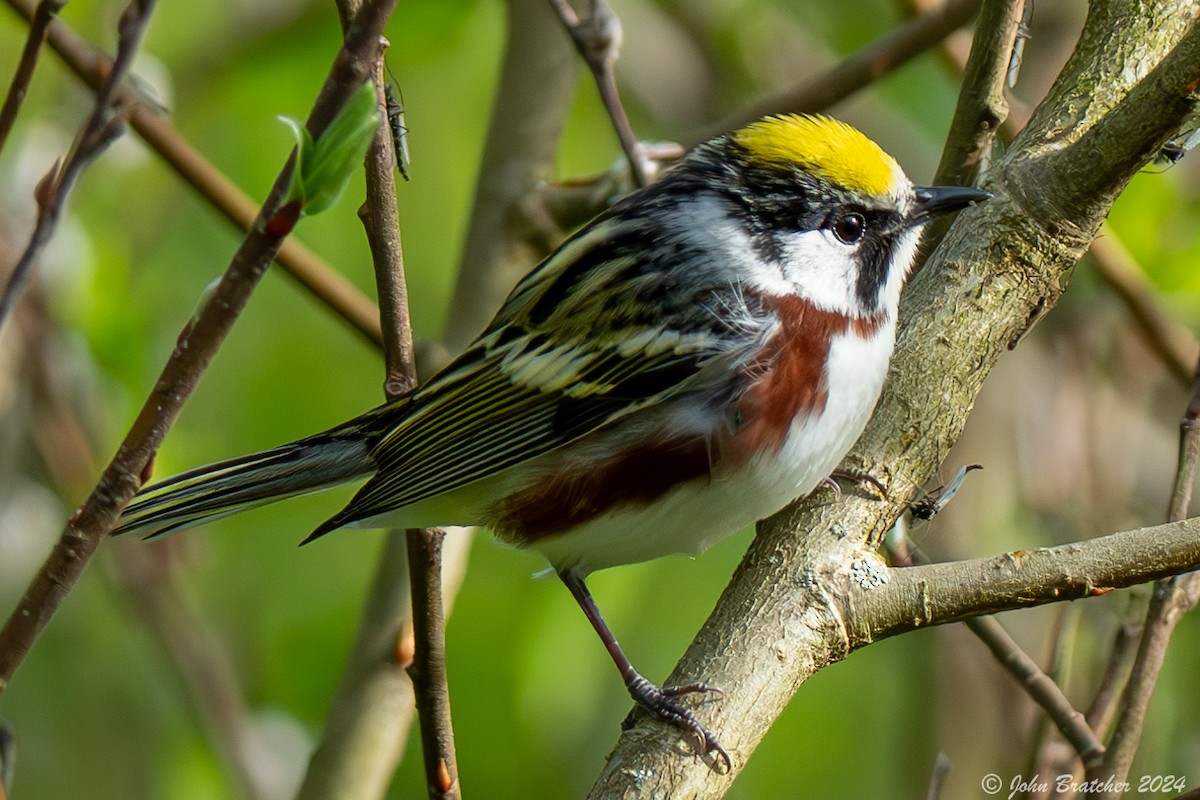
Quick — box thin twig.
[12,291,273,798]
[0,0,65,156]
[897,540,1106,766]
[933,0,1024,187]
[0,0,157,334]
[1091,356,1200,795]
[357,67,417,399]
[697,0,983,143]
[550,0,647,187]
[406,528,460,800]
[920,0,1024,256]
[0,0,399,693]
[357,7,460,793]
[299,10,461,792]
[1089,230,1198,388]
[1,0,386,348]
[966,615,1105,766]
[1084,622,1141,738]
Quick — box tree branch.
[933,0,1023,188]
[0,0,156,333]
[299,1,580,793]
[700,0,983,142]
[294,15,427,795]
[852,519,1200,638]
[965,609,1104,765]
[0,0,399,693]
[0,0,386,348]
[550,0,647,187]
[589,5,1200,796]
[1090,355,1200,795]
[0,0,64,156]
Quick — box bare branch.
[934,0,1024,187]
[589,7,1200,795]
[0,0,386,348]
[1091,355,1200,795]
[0,0,157,333]
[0,0,400,693]
[406,529,461,799]
[700,0,983,142]
[965,615,1104,765]
[550,0,647,186]
[0,0,65,156]
[922,0,1024,262]
[294,11,429,792]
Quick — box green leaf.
[279,81,381,216]
[278,114,315,207]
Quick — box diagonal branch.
[932,0,1024,188]
[1,0,386,348]
[699,0,983,142]
[550,0,647,186]
[0,0,399,693]
[0,0,156,333]
[1089,355,1200,795]
[0,0,64,156]
[589,6,1200,797]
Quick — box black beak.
[911,184,991,223]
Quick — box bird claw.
[624,676,731,772]
[828,466,886,499]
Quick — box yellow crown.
[733,114,903,198]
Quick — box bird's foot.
[623,674,731,772]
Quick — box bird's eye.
[830,212,866,245]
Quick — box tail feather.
[112,431,375,539]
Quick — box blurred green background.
[2,1,1200,798]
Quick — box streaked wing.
[321,202,769,530]
[329,330,717,527]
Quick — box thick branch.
[590,6,1200,797]
[847,518,1200,640]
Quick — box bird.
[112,113,987,766]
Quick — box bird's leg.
[558,569,731,771]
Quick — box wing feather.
[316,206,773,532]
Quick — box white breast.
[530,323,897,575]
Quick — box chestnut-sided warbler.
[113,114,986,766]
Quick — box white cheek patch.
[776,231,861,315]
